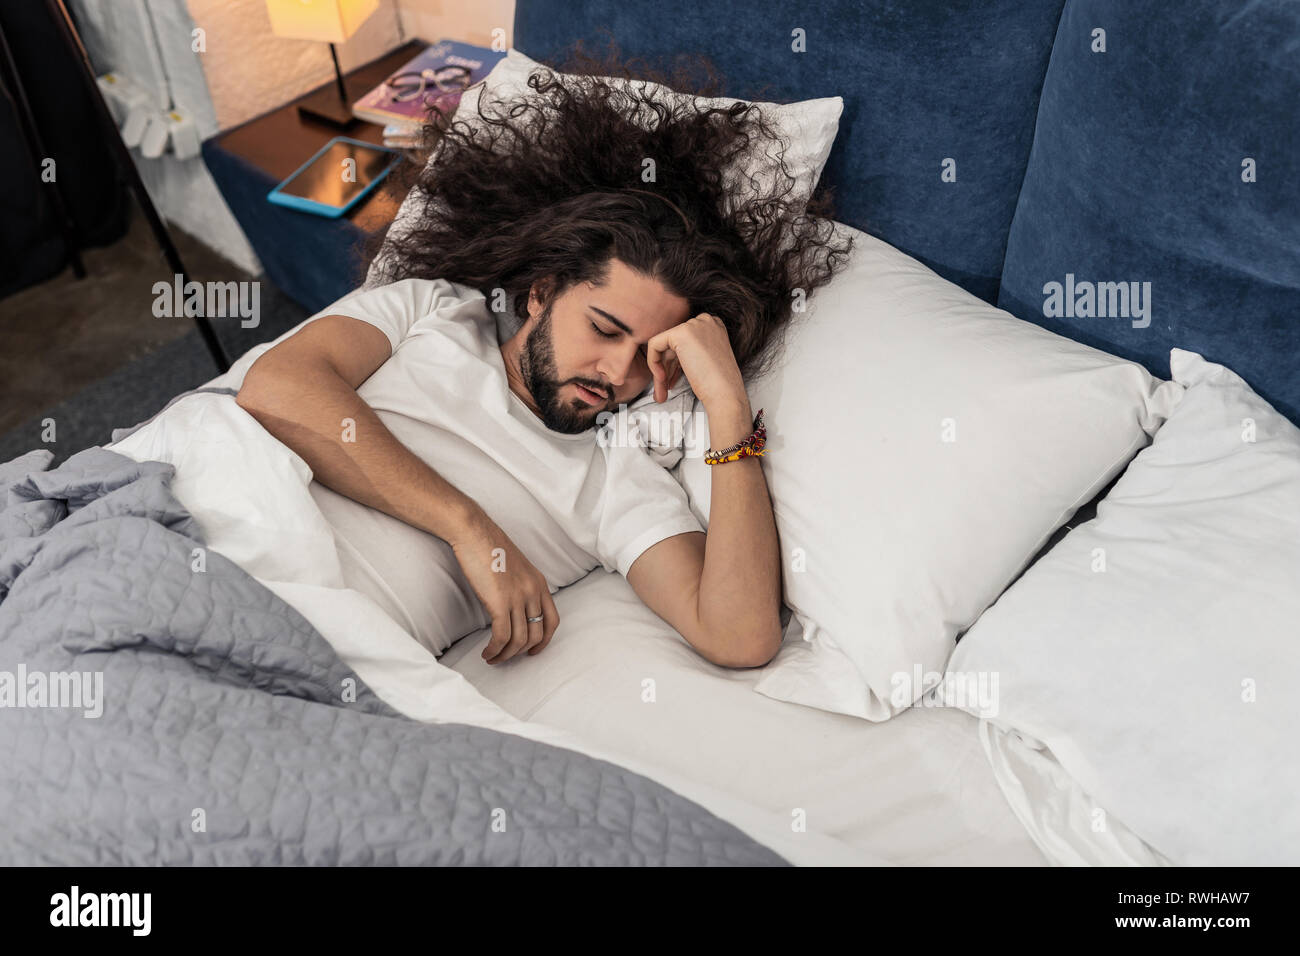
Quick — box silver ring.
[526,615,544,623]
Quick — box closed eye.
[591,321,648,358]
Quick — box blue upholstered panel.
[514,0,1066,304]
[998,0,1300,422]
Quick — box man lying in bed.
[234,58,852,669]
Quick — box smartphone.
[267,136,401,218]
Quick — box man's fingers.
[523,599,545,652]
[483,604,511,661]
[647,352,665,399]
[487,604,530,664]
[647,339,678,403]
[528,591,560,655]
[665,358,682,392]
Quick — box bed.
[1,0,1295,867]
[81,370,1051,867]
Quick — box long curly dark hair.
[365,37,854,381]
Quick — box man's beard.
[519,303,611,434]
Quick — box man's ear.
[528,276,555,317]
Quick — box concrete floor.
[0,205,255,434]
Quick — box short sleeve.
[318,277,460,354]
[201,278,463,393]
[593,407,705,577]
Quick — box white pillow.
[107,391,344,588]
[948,349,1300,865]
[466,49,843,211]
[673,223,1183,721]
[367,47,844,295]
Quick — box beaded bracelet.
[704,408,766,465]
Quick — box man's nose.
[597,344,639,393]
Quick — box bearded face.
[518,301,613,433]
[514,259,694,434]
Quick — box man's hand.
[644,312,749,409]
[450,509,560,664]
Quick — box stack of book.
[352,39,507,148]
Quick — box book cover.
[353,39,507,128]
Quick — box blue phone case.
[266,136,400,218]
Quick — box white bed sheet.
[438,568,1049,866]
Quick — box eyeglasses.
[382,65,473,105]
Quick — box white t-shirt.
[212,277,703,655]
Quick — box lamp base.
[295,84,359,128]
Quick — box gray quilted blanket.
[0,446,786,866]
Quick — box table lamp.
[266,0,379,127]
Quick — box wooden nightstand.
[202,40,432,314]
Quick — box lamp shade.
[265,0,379,44]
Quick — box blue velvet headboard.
[514,0,1300,423]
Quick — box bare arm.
[235,315,480,541]
[626,396,783,668]
[235,315,560,663]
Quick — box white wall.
[193,0,517,131]
[397,0,516,56]
[189,0,402,131]
[73,0,519,276]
